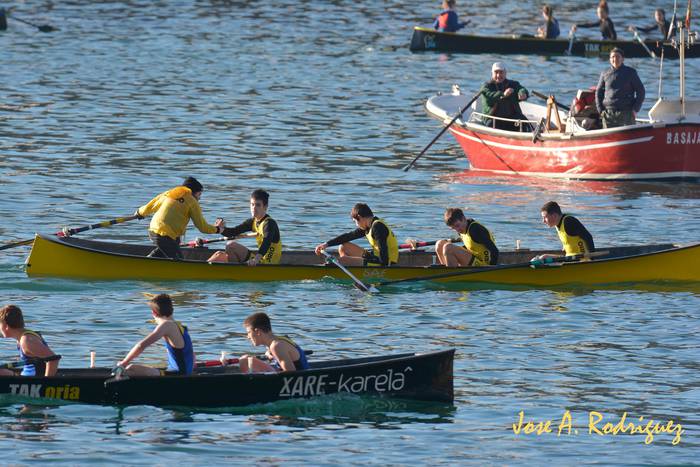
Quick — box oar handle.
[398,237,460,250]
[0,354,62,370]
[182,232,257,248]
[56,214,140,237]
[403,90,483,172]
[196,350,314,368]
[531,90,569,111]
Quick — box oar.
[403,90,483,172]
[57,214,140,237]
[398,237,461,250]
[531,90,568,110]
[376,251,610,288]
[321,251,378,293]
[181,232,257,248]
[1,214,140,252]
[632,30,657,58]
[197,350,314,368]
[10,14,56,32]
[0,354,62,370]
[565,28,575,55]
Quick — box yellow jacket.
[137,186,217,240]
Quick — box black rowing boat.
[409,26,700,59]
[0,350,454,407]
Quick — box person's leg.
[206,251,229,263]
[435,239,450,265]
[124,364,162,377]
[443,243,473,267]
[149,234,183,259]
[225,241,251,263]
[337,242,366,266]
[238,355,276,373]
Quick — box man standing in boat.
[479,62,530,131]
[135,176,225,260]
[536,201,595,261]
[206,189,282,266]
[435,208,499,267]
[595,47,645,128]
[315,203,399,267]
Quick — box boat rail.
[468,111,538,131]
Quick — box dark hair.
[598,0,609,14]
[244,312,272,333]
[444,208,466,226]
[0,304,24,329]
[182,176,203,195]
[149,293,174,317]
[251,189,270,206]
[541,201,562,215]
[610,47,624,57]
[656,8,665,16]
[350,203,373,220]
[543,4,553,16]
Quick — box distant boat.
[0,350,455,407]
[423,19,700,180]
[409,26,700,59]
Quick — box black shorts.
[148,232,183,259]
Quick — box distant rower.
[433,0,468,33]
[629,8,670,40]
[536,5,560,39]
[572,1,617,40]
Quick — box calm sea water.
[1,1,699,464]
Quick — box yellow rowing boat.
[24,234,700,287]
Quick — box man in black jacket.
[595,48,645,128]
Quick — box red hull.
[450,123,700,180]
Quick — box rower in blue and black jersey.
[573,3,617,40]
[269,336,309,371]
[0,305,60,378]
[241,312,310,373]
[315,203,399,267]
[116,294,197,378]
[164,321,194,375]
[629,9,670,40]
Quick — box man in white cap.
[479,62,530,131]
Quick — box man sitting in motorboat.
[433,0,467,33]
[596,47,645,128]
[628,8,670,40]
[435,208,499,267]
[536,4,560,39]
[479,62,530,131]
[239,312,309,373]
[572,1,617,40]
[534,201,595,262]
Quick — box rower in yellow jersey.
[535,201,595,261]
[135,176,225,259]
[206,189,282,266]
[315,203,399,267]
[436,208,499,267]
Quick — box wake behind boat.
[0,350,455,407]
[409,26,700,59]
[24,234,700,288]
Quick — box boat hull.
[450,122,700,180]
[24,234,700,287]
[0,350,455,407]
[409,27,699,59]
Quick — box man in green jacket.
[479,62,530,131]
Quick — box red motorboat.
[424,22,700,180]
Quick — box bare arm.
[269,340,298,372]
[118,323,169,367]
[21,334,58,377]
